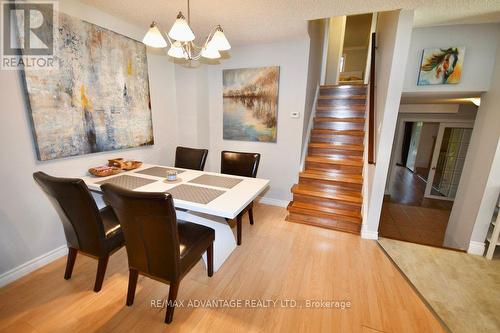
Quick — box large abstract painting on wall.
[21,11,153,161]
[223,66,279,142]
[417,47,465,85]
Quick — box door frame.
[424,122,474,200]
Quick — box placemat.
[165,184,225,204]
[96,175,157,190]
[188,174,243,189]
[135,166,185,178]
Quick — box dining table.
[82,163,270,272]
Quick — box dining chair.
[32,171,124,292]
[174,146,209,171]
[221,150,261,245]
[101,184,215,324]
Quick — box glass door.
[425,123,473,201]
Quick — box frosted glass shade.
[168,13,195,42]
[211,29,231,51]
[142,22,167,48]
[201,41,221,59]
[167,41,185,58]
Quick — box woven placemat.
[188,174,243,189]
[165,184,225,204]
[96,175,157,190]
[135,166,185,178]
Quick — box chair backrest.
[33,171,105,256]
[221,150,261,178]
[175,146,208,171]
[101,184,181,281]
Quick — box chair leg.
[93,255,109,292]
[249,207,254,225]
[126,269,139,306]
[236,214,242,246]
[64,247,78,280]
[207,243,214,277]
[165,281,180,324]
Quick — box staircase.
[286,84,367,234]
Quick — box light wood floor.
[0,204,445,333]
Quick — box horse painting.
[417,47,465,85]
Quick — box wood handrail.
[368,32,376,164]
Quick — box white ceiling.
[81,0,500,46]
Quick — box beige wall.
[445,44,500,251]
[325,16,346,85]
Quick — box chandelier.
[142,0,231,61]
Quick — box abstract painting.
[417,47,465,85]
[223,66,279,142]
[21,11,153,161]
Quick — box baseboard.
[258,196,289,208]
[467,241,485,256]
[0,245,68,288]
[361,227,378,240]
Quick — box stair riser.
[299,177,362,191]
[305,161,363,174]
[292,193,362,211]
[287,212,361,234]
[310,134,364,145]
[314,122,365,131]
[308,147,363,157]
[316,110,365,118]
[318,99,366,107]
[320,87,367,96]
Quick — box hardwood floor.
[0,204,445,333]
[380,166,453,247]
[287,84,367,234]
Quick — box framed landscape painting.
[20,11,153,161]
[417,47,465,85]
[223,66,279,143]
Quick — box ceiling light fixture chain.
[142,0,231,62]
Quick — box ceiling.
[81,0,500,46]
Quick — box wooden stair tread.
[289,202,361,221]
[317,105,366,111]
[291,184,362,204]
[306,155,363,166]
[300,170,363,184]
[311,129,365,136]
[318,95,367,100]
[308,142,364,151]
[315,117,365,123]
[320,84,367,89]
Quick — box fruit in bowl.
[108,158,142,170]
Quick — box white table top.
[82,164,270,219]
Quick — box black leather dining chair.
[101,184,215,324]
[221,150,261,245]
[33,171,124,292]
[174,146,208,171]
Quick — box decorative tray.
[108,158,143,171]
[89,166,121,177]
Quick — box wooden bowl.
[121,160,142,171]
[89,166,121,177]
[108,158,125,169]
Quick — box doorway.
[379,118,474,247]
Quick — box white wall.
[302,19,327,153]
[415,122,439,169]
[363,9,414,239]
[404,24,500,93]
[0,0,177,277]
[325,16,346,85]
[204,40,310,202]
[445,45,500,250]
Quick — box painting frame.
[222,66,280,143]
[417,46,465,86]
[19,9,154,161]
